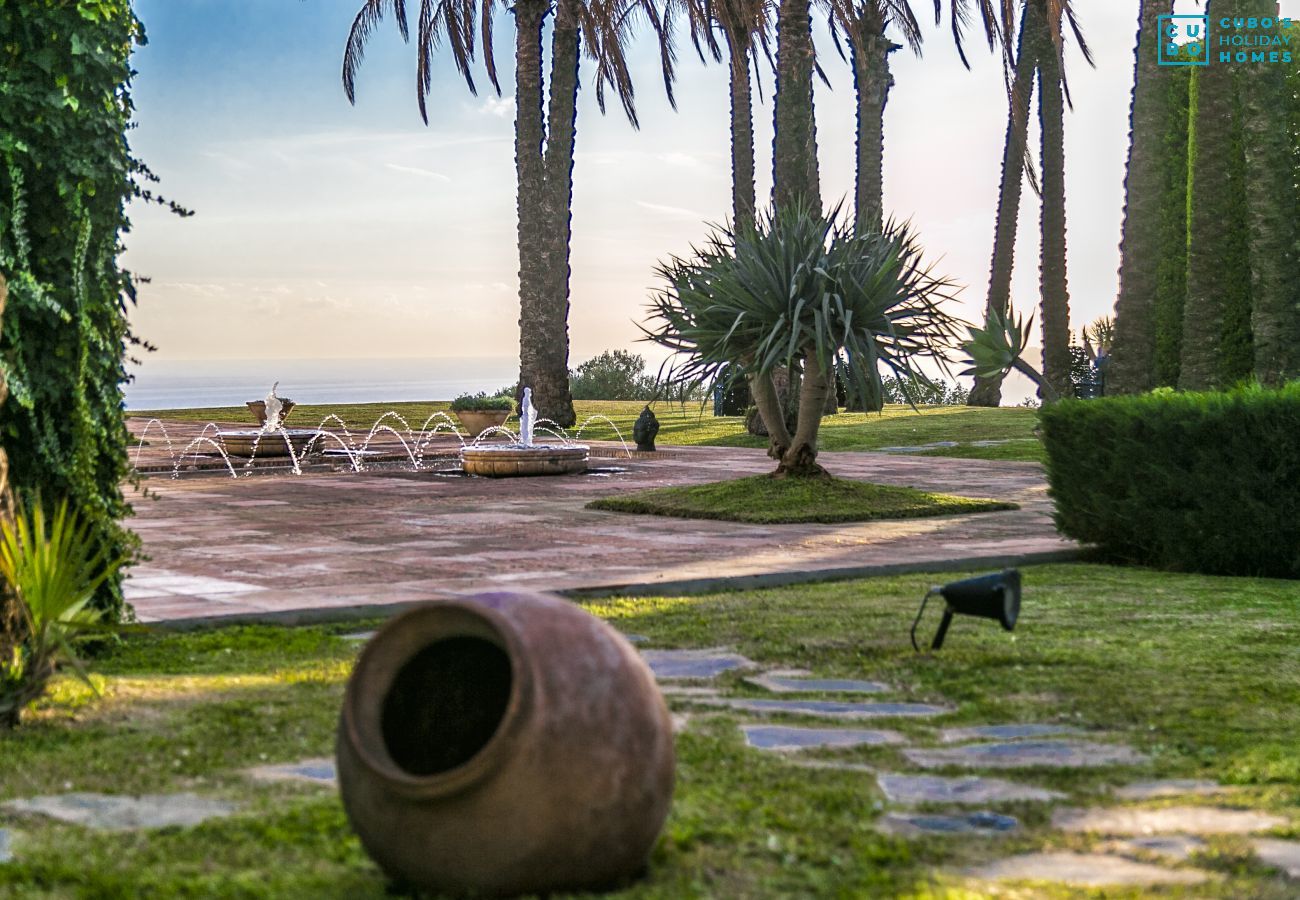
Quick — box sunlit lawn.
[130,401,1044,463]
[1,564,1297,897]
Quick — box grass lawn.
[2,564,1298,896]
[586,474,1017,524]
[129,401,1044,463]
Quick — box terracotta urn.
[336,591,675,896]
[454,409,512,439]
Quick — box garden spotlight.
[911,569,1021,652]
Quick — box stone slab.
[339,631,375,643]
[1105,834,1206,862]
[965,852,1208,887]
[0,829,10,864]
[245,758,337,786]
[1253,838,1300,879]
[641,649,758,680]
[876,773,1064,806]
[658,685,721,698]
[881,810,1018,836]
[940,723,1079,743]
[745,674,890,695]
[3,793,238,831]
[1114,779,1232,800]
[620,633,649,644]
[742,725,904,751]
[904,740,1146,770]
[1052,805,1286,836]
[700,697,949,720]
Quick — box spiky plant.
[644,205,962,477]
[962,304,1059,401]
[0,501,125,728]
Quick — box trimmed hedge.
[1040,385,1300,578]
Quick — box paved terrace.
[123,419,1075,627]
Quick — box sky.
[123,0,1286,376]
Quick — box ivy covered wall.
[0,0,148,620]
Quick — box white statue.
[263,382,284,433]
[519,387,536,448]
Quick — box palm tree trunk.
[723,28,757,229]
[968,5,1037,407]
[852,4,891,236]
[1107,0,1173,395]
[1153,69,1191,387]
[514,0,552,417]
[1238,0,1299,385]
[772,0,820,212]
[777,348,829,478]
[1179,12,1236,391]
[537,0,580,427]
[1036,9,1073,401]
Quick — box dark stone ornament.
[633,406,659,452]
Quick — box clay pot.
[336,591,675,897]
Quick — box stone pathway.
[2,793,237,832]
[642,649,1298,891]
[121,437,1072,626]
[0,829,11,864]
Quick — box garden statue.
[633,406,659,452]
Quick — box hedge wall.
[1040,385,1300,578]
[0,1,150,619]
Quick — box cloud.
[478,95,513,118]
[635,200,706,221]
[384,163,452,182]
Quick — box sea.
[124,357,518,411]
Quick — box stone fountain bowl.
[461,445,588,478]
[247,399,296,426]
[218,429,322,458]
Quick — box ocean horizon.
[125,356,519,411]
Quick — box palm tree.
[343,0,653,427]
[1179,9,1236,391]
[1237,0,1299,385]
[1033,0,1082,400]
[1107,1,1174,395]
[967,1,1038,406]
[663,0,773,228]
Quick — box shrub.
[569,350,657,401]
[880,376,970,406]
[1039,384,1300,578]
[450,393,515,413]
[1,501,125,728]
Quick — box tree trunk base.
[774,441,828,479]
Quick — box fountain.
[216,383,324,458]
[460,388,588,477]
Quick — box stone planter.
[454,409,511,439]
[336,591,675,896]
[246,399,296,426]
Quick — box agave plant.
[0,501,125,728]
[960,304,1059,402]
[644,204,962,477]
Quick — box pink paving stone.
[120,436,1076,625]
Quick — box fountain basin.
[460,445,588,477]
[217,429,323,458]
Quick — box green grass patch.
[0,565,1298,896]
[912,439,1046,463]
[586,474,1017,524]
[130,400,1042,461]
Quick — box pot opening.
[380,636,513,777]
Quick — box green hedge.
[1040,385,1300,578]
